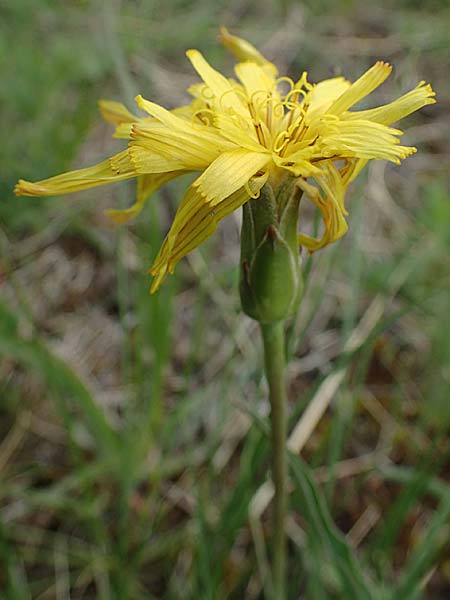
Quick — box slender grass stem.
[260,321,288,599]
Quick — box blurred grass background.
[1,0,450,598]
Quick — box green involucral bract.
[239,178,304,323]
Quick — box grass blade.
[289,453,378,599]
[0,301,119,461]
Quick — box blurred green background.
[1,0,449,598]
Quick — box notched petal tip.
[219,26,267,63]
[376,60,392,71]
[14,180,45,197]
[424,83,437,102]
[98,99,137,125]
[149,264,169,294]
[129,123,140,140]
[403,146,417,157]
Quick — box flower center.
[244,76,314,154]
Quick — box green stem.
[260,321,288,599]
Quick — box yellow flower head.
[15,28,435,293]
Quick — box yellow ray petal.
[341,158,368,184]
[344,81,436,126]
[111,103,197,139]
[113,122,135,139]
[150,173,268,292]
[172,105,197,120]
[105,171,185,224]
[113,116,156,140]
[306,77,351,118]
[220,27,275,70]
[109,149,136,174]
[14,150,136,197]
[297,164,349,252]
[187,82,210,101]
[327,61,392,115]
[273,144,323,177]
[131,134,210,170]
[193,149,270,206]
[134,96,236,164]
[234,61,276,98]
[318,119,416,164]
[161,166,268,247]
[131,120,234,170]
[213,112,262,150]
[136,95,228,138]
[98,100,138,125]
[186,49,250,118]
[135,95,193,131]
[127,144,185,173]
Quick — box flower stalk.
[239,178,303,597]
[260,320,288,598]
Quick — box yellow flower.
[15,28,435,293]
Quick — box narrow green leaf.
[289,453,378,599]
[393,489,450,599]
[0,301,119,461]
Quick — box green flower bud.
[239,177,303,323]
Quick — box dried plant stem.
[260,321,288,599]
